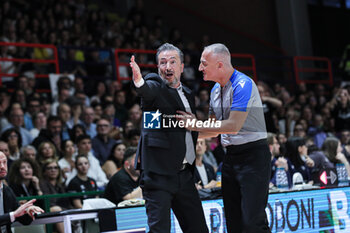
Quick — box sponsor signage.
[115,186,350,232]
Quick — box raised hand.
[176,110,197,131]
[130,55,142,84]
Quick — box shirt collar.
[222,70,236,91]
[176,83,183,91]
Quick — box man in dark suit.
[0,151,44,232]
[130,43,208,233]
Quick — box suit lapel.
[183,86,196,114]
[167,86,186,112]
[3,185,11,213]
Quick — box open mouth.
[165,72,174,79]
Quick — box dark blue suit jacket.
[0,184,32,232]
[135,73,198,176]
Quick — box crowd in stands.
[1,1,350,232]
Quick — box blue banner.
[115,186,350,232]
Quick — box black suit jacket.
[135,73,198,176]
[0,184,32,232]
[193,161,217,187]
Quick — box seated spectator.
[0,140,14,172]
[67,135,108,188]
[66,98,84,127]
[57,103,72,140]
[10,90,26,110]
[32,116,63,154]
[202,138,218,172]
[37,141,59,166]
[29,111,47,139]
[58,140,76,180]
[1,128,22,161]
[81,107,97,138]
[114,90,128,126]
[20,145,37,161]
[293,123,306,138]
[91,102,103,122]
[104,147,141,205]
[267,133,292,188]
[55,76,74,100]
[74,77,89,105]
[74,92,90,110]
[23,97,41,131]
[193,139,217,190]
[322,137,350,176]
[8,158,43,200]
[125,128,140,147]
[307,114,328,149]
[67,154,98,209]
[258,83,282,133]
[340,129,350,162]
[92,118,117,165]
[277,133,287,155]
[329,88,350,132]
[51,88,71,116]
[285,137,315,185]
[122,120,136,139]
[69,124,86,144]
[91,81,107,104]
[128,104,142,129]
[40,159,69,233]
[102,102,117,126]
[1,107,33,146]
[102,143,126,179]
[307,142,335,184]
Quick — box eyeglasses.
[8,134,18,139]
[46,166,58,170]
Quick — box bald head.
[203,43,231,65]
[199,43,234,85]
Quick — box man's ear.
[217,61,224,69]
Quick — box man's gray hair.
[20,145,37,155]
[156,43,184,63]
[204,43,231,57]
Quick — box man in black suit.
[0,151,44,232]
[130,43,208,233]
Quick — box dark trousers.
[222,139,271,233]
[142,167,209,233]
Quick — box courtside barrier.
[16,190,104,233]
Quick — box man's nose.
[199,64,203,71]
